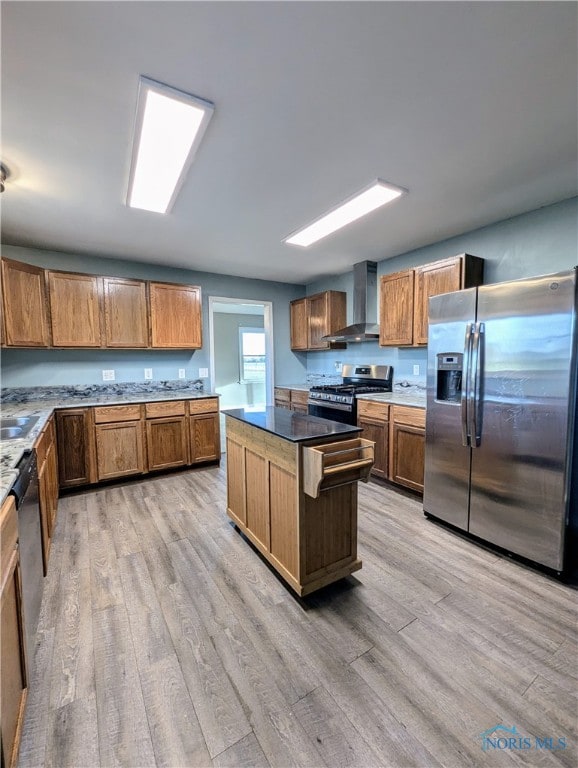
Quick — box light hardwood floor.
[17,463,577,768]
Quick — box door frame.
[208,296,274,406]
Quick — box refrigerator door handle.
[461,323,473,446]
[471,321,484,446]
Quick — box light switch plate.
[144,368,153,380]
[413,365,420,376]
[178,369,186,379]
[102,369,115,381]
[199,368,209,378]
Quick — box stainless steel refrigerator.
[424,268,577,573]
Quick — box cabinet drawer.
[357,400,389,422]
[274,388,291,403]
[188,398,219,415]
[303,438,374,498]
[391,405,426,429]
[145,400,186,418]
[290,389,309,405]
[93,404,143,423]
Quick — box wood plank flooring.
[17,464,577,768]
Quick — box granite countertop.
[274,383,311,392]
[356,386,427,409]
[223,406,362,443]
[0,386,220,504]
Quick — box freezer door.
[469,271,576,570]
[424,288,477,529]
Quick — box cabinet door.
[1,495,28,768]
[307,293,329,349]
[55,408,95,488]
[390,423,425,493]
[379,270,414,346]
[146,417,189,471]
[357,417,389,479]
[190,413,220,463]
[1,258,49,347]
[413,257,462,345]
[102,277,148,348]
[290,298,308,350]
[95,421,145,481]
[48,271,101,346]
[149,282,202,348]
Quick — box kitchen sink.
[0,416,40,440]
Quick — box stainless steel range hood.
[322,260,380,342]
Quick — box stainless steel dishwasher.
[11,450,44,666]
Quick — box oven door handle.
[307,400,353,412]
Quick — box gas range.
[308,383,391,405]
[308,365,393,424]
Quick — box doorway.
[208,297,274,451]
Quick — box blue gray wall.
[2,197,576,388]
[0,245,307,388]
[305,197,578,382]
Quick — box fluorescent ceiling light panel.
[285,180,406,247]
[127,76,214,214]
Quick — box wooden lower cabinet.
[55,397,220,489]
[273,387,309,412]
[357,401,389,480]
[146,417,189,471]
[290,389,309,413]
[273,387,291,409]
[55,408,96,488]
[190,413,220,463]
[37,432,59,574]
[389,406,426,493]
[358,400,425,492]
[1,495,28,768]
[95,421,145,481]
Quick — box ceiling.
[1,2,576,285]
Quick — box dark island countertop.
[223,406,362,443]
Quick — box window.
[239,327,266,382]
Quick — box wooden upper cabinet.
[102,277,148,348]
[290,290,346,351]
[149,281,202,348]
[48,271,101,347]
[380,254,484,347]
[1,258,49,347]
[290,298,308,350]
[413,257,462,344]
[379,270,414,346]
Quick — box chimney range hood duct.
[322,260,380,342]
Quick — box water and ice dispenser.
[436,353,463,402]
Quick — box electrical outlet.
[178,368,186,379]
[413,365,420,376]
[199,368,208,378]
[334,361,342,372]
[144,368,153,380]
[102,369,115,381]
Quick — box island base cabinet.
[225,415,363,596]
[303,484,360,583]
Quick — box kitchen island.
[224,407,374,596]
